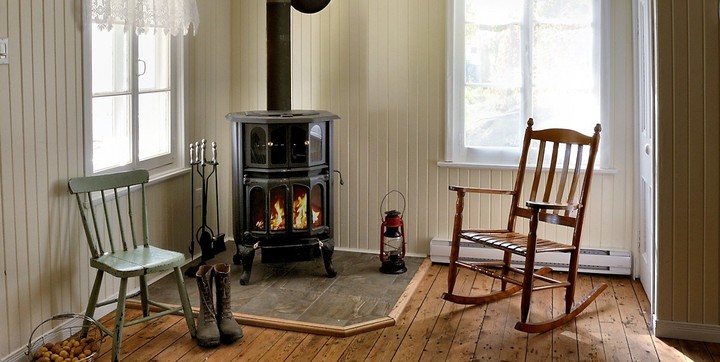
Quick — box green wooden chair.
[68,169,196,362]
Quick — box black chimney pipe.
[266,0,331,112]
[267,0,292,111]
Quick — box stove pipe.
[266,0,331,111]
[267,0,291,111]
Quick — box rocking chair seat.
[91,246,187,278]
[459,231,576,256]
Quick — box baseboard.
[430,237,632,275]
[655,319,720,343]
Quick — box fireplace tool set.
[185,139,226,277]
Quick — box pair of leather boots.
[195,263,244,347]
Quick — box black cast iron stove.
[227,110,339,284]
[227,0,337,285]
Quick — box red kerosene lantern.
[380,190,407,274]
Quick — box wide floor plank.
[91,263,720,361]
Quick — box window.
[446,0,604,166]
[83,15,185,175]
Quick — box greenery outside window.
[446,0,605,167]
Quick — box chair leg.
[446,190,466,296]
[500,251,512,291]
[518,251,537,323]
[565,250,580,314]
[519,209,540,324]
[174,266,197,338]
[84,270,104,328]
[139,275,150,317]
[112,278,128,362]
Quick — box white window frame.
[444,0,613,169]
[81,4,187,177]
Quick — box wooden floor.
[93,262,720,361]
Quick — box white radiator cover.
[430,238,631,275]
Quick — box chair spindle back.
[68,170,150,258]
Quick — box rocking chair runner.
[442,119,605,333]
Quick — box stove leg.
[320,240,337,278]
[237,245,256,285]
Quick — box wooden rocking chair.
[442,119,605,333]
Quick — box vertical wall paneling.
[701,0,720,326]
[42,0,57,327]
[0,0,10,354]
[228,0,720,344]
[685,0,704,325]
[31,0,48,331]
[656,0,674,321]
[9,0,28,347]
[0,0,203,356]
[656,0,720,336]
[671,0,690,322]
[0,0,685,354]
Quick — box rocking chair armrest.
[525,200,581,211]
[449,185,516,195]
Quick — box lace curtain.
[90,0,199,36]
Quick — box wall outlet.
[0,38,8,65]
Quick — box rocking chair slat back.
[510,120,600,231]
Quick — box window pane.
[92,95,131,171]
[463,0,597,150]
[533,24,594,88]
[534,0,592,23]
[464,86,522,147]
[91,25,130,94]
[533,88,598,130]
[466,0,523,26]
[138,91,171,161]
[465,24,521,85]
[138,32,171,91]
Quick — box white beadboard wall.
[0,0,642,358]
[226,0,636,257]
[0,0,195,357]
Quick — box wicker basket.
[26,314,105,362]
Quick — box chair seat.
[459,231,576,256]
[91,245,186,278]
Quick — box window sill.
[149,166,192,185]
[85,167,191,206]
[436,161,618,175]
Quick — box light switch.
[0,38,8,65]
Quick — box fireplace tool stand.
[185,140,226,277]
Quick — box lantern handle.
[380,189,406,222]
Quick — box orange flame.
[293,193,308,229]
[312,208,321,227]
[270,199,285,230]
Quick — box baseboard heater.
[430,238,632,275]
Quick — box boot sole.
[197,338,221,348]
[220,333,243,344]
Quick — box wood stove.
[227,0,337,285]
[227,110,339,284]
